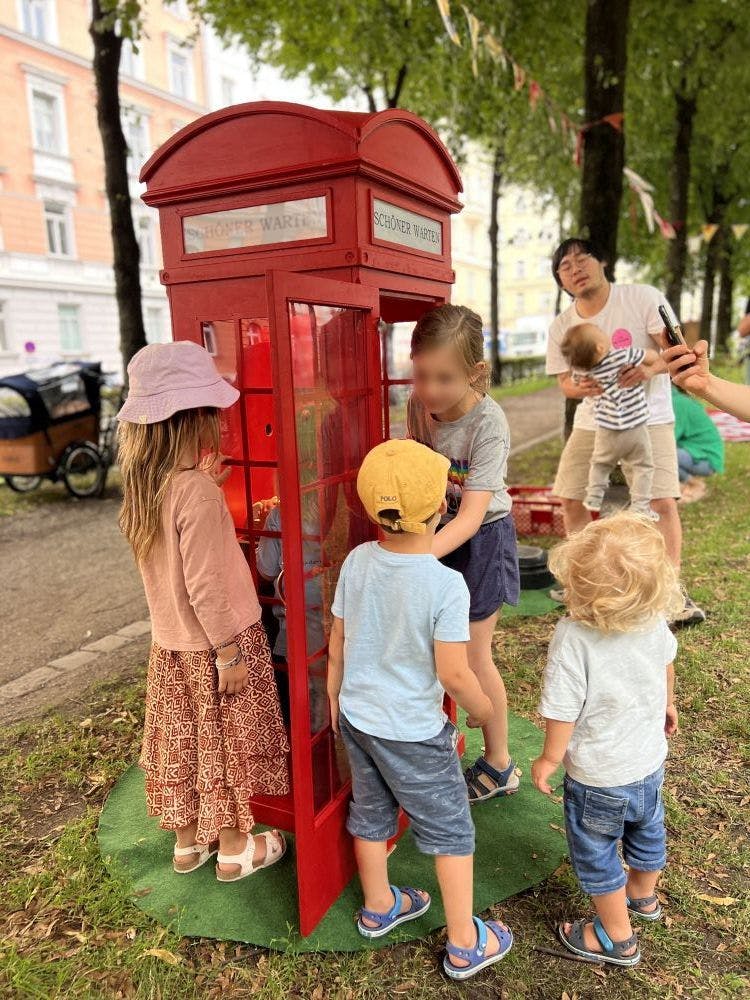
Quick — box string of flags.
[433,0,747,246]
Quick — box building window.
[538,257,550,277]
[120,37,144,79]
[515,193,528,212]
[122,109,150,176]
[21,0,52,41]
[58,304,81,353]
[164,0,189,18]
[31,90,62,153]
[168,45,193,100]
[220,76,235,106]
[145,307,167,343]
[0,302,9,352]
[44,201,72,256]
[515,293,525,314]
[515,260,526,279]
[137,216,155,267]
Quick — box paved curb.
[0,620,151,706]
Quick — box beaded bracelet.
[214,637,237,653]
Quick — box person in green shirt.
[671,385,725,483]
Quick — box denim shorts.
[440,514,520,621]
[563,766,667,896]
[338,714,475,857]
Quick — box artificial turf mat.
[98,712,566,953]
[504,588,562,618]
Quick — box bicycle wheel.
[4,475,42,493]
[61,443,106,498]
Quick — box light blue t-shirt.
[331,542,471,741]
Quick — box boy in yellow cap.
[327,439,514,980]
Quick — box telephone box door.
[266,270,382,935]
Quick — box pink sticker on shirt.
[611,327,632,349]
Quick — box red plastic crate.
[509,485,565,537]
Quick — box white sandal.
[173,841,218,874]
[216,829,287,882]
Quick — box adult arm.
[663,339,750,422]
[738,314,750,338]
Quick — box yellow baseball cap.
[356,439,449,534]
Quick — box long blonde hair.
[118,407,221,564]
[410,304,489,392]
[548,511,684,633]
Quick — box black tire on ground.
[4,475,42,493]
[520,567,556,590]
[61,442,107,499]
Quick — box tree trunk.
[579,0,630,280]
[665,86,696,310]
[700,229,721,344]
[90,2,146,378]
[716,229,734,353]
[488,145,503,385]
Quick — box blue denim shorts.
[563,766,667,896]
[338,714,475,856]
[440,514,520,621]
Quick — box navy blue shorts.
[439,515,520,621]
[339,714,475,857]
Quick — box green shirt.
[671,386,725,473]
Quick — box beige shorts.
[553,423,680,501]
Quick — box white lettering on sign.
[372,199,442,255]
[183,196,328,254]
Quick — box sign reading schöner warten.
[372,199,443,255]
[183,196,328,254]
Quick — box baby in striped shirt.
[561,323,660,520]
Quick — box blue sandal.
[558,916,641,967]
[627,894,662,922]
[464,756,520,803]
[356,885,431,939]
[443,915,513,980]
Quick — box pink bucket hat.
[117,341,239,424]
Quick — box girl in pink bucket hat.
[117,341,289,880]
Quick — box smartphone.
[658,304,687,347]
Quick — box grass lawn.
[1,441,749,998]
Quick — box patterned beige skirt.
[139,620,290,844]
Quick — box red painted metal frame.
[266,270,381,936]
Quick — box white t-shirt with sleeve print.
[546,283,674,432]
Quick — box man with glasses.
[545,237,705,625]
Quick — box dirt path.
[0,384,564,723]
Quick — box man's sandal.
[216,830,287,882]
[464,756,520,804]
[173,841,218,874]
[558,916,641,967]
[356,885,431,939]
[443,915,513,980]
[627,894,662,921]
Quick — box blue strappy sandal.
[464,756,520,803]
[443,915,514,980]
[558,916,641,967]
[356,885,431,939]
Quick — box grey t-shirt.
[538,617,678,787]
[331,542,470,741]
[407,393,512,523]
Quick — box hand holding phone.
[659,304,687,348]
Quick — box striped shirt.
[574,347,649,430]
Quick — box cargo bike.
[0,362,120,498]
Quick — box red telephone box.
[140,102,463,936]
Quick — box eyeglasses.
[557,253,593,276]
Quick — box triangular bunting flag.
[702,224,719,243]
[462,5,481,77]
[529,80,542,111]
[732,224,749,240]
[513,63,526,91]
[435,0,462,46]
[688,235,703,254]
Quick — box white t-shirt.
[538,617,678,787]
[546,283,674,431]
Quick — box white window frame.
[164,0,190,20]
[27,75,68,157]
[44,200,74,257]
[58,303,82,354]
[120,36,145,80]
[0,301,11,354]
[167,40,194,101]
[515,259,526,279]
[515,293,525,314]
[145,306,167,344]
[121,106,151,178]
[136,215,156,267]
[18,0,58,44]
[220,75,235,106]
